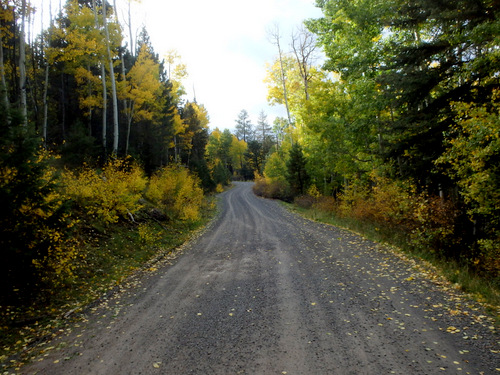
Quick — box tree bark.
[42,0,53,146]
[19,0,27,126]
[268,25,293,146]
[269,25,292,128]
[291,26,316,102]
[102,0,119,155]
[0,25,9,111]
[93,0,107,155]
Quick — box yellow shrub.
[138,222,162,247]
[30,153,81,286]
[31,217,80,286]
[1,147,80,288]
[313,195,336,212]
[215,183,224,193]
[307,185,321,199]
[62,157,147,224]
[146,166,204,222]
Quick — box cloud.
[32,0,322,130]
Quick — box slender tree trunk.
[60,73,66,140]
[270,27,292,129]
[0,29,9,111]
[28,7,39,128]
[93,0,107,155]
[269,25,293,147]
[42,64,48,144]
[174,135,178,163]
[86,63,92,135]
[119,47,131,154]
[41,0,52,145]
[103,1,119,155]
[278,48,291,126]
[125,102,134,155]
[128,0,134,56]
[101,62,107,153]
[291,26,316,102]
[19,0,27,126]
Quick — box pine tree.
[234,109,253,142]
[287,143,309,195]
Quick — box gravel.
[22,182,499,374]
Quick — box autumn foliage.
[0,108,79,296]
[146,166,204,222]
[1,121,206,302]
[62,158,147,225]
[294,176,500,279]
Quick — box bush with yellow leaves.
[62,157,147,225]
[253,173,293,202]
[317,176,461,258]
[146,166,204,222]
[0,112,79,296]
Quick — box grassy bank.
[0,195,217,370]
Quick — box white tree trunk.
[42,0,53,145]
[19,0,27,126]
[103,1,119,155]
[269,25,292,135]
[93,0,107,153]
[0,28,9,111]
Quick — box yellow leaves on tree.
[121,44,163,124]
[436,94,500,276]
[229,136,247,170]
[165,49,188,100]
[146,166,204,222]
[62,158,147,225]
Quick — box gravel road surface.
[22,182,498,374]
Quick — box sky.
[31,0,324,131]
[124,0,324,131]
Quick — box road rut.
[23,182,498,374]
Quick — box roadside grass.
[286,203,500,322]
[0,195,218,369]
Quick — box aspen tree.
[268,24,292,130]
[19,0,27,126]
[102,0,119,154]
[0,2,11,110]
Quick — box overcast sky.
[32,0,324,131]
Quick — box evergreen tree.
[0,105,71,300]
[287,143,309,195]
[256,110,274,157]
[246,140,263,174]
[234,109,253,142]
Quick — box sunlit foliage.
[62,158,147,225]
[146,166,204,222]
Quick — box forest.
[0,0,499,352]
[0,0,258,312]
[257,0,500,291]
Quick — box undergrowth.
[0,195,217,370]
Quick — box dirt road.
[23,182,498,374]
